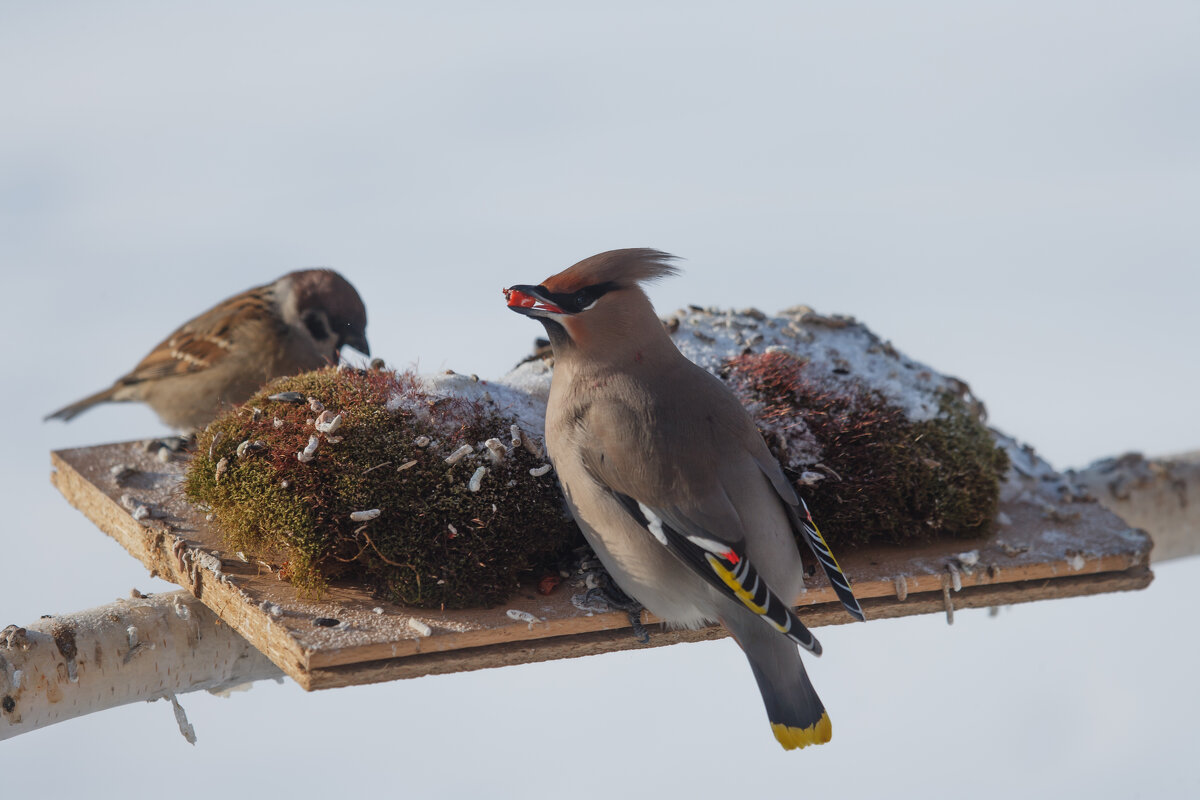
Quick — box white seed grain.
[445,444,473,464]
[468,466,487,492]
[315,411,343,434]
[296,436,319,464]
[483,438,507,463]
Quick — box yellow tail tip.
[771,713,832,750]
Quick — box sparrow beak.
[504,285,566,317]
[341,331,371,357]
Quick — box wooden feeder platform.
[50,440,1153,691]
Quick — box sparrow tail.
[44,386,120,422]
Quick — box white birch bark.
[1072,450,1200,563]
[0,590,281,741]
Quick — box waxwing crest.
[541,248,679,294]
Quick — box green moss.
[722,351,1009,547]
[185,367,580,608]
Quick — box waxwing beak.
[504,284,566,317]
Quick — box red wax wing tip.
[723,550,740,564]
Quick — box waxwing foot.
[583,572,650,644]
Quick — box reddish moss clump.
[722,351,1009,547]
[185,366,581,608]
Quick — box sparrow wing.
[116,285,278,385]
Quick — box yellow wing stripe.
[803,502,848,577]
[771,713,832,750]
[705,554,767,615]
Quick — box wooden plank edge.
[299,546,1149,670]
[52,448,1154,681]
[49,451,315,684]
[298,565,1153,690]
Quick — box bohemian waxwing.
[505,248,863,750]
[46,269,370,430]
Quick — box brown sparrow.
[46,269,370,430]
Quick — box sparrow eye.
[302,310,331,341]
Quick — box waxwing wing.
[505,248,863,750]
[46,269,369,431]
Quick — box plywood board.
[50,441,1153,690]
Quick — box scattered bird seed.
[315,411,343,434]
[350,509,381,522]
[468,466,487,492]
[947,562,963,592]
[235,439,266,459]
[297,436,319,463]
[483,438,506,463]
[445,444,473,464]
[506,609,543,629]
[110,464,136,483]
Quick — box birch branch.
[0,590,282,741]
[1071,450,1200,563]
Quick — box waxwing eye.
[575,288,599,312]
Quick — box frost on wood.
[0,591,281,740]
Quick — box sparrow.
[505,248,863,750]
[46,268,369,430]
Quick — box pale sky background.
[2,2,1198,797]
